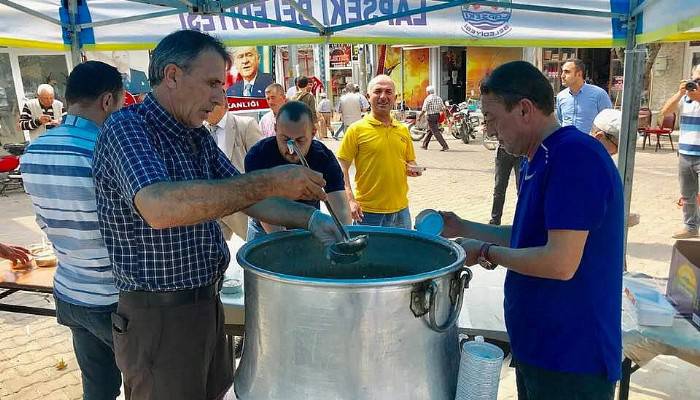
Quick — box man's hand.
[678,80,690,95]
[439,211,466,238]
[268,165,327,201]
[308,210,343,246]
[349,198,363,222]
[0,243,31,266]
[39,115,52,125]
[455,238,483,266]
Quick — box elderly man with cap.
[317,92,332,139]
[19,84,65,141]
[590,108,639,227]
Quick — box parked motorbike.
[404,110,447,142]
[0,142,26,195]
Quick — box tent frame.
[0,0,678,255]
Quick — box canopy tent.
[1,0,630,52]
[1,0,700,250]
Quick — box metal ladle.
[286,140,368,262]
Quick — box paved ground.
[1,132,698,399]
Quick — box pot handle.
[426,268,471,333]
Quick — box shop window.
[18,55,68,103]
[0,53,21,143]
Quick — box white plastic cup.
[455,336,504,400]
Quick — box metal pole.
[617,0,645,270]
[67,0,82,68]
[400,48,404,111]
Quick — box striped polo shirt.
[21,115,118,307]
[678,97,700,156]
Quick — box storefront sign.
[329,44,352,68]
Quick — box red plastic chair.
[639,113,676,152]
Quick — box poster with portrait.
[85,50,152,104]
[225,46,274,113]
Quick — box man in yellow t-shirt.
[337,75,422,229]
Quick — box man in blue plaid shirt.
[93,30,340,400]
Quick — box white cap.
[592,109,622,140]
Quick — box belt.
[119,278,223,308]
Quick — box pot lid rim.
[235,226,467,287]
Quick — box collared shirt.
[508,126,623,381]
[21,115,118,307]
[337,114,416,213]
[259,110,276,137]
[93,94,239,292]
[678,96,700,156]
[205,116,228,154]
[422,94,444,115]
[337,93,363,125]
[556,83,612,133]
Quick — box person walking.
[418,85,449,151]
[334,85,364,140]
[317,92,332,139]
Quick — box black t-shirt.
[244,137,345,210]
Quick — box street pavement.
[1,132,698,399]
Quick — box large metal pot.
[234,226,470,400]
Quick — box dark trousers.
[112,290,233,400]
[423,113,449,150]
[515,360,615,400]
[490,146,522,225]
[55,298,121,400]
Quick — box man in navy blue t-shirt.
[245,101,350,240]
[436,61,623,399]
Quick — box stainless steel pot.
[234,226,469,400]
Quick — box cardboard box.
[667,240,700,327]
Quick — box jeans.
[55,298,121,400]
[490,146,522,225]
[679,154,700,231]
[515,360,615,400]
[355,207,411,229]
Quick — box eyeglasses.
[592,128,618,149]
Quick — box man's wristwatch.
[477,242,498,270]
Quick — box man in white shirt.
[334,84,364,140]
[205,103,263,239]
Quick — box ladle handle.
[289,141,351,241]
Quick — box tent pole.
[617,0,645,271]
[67,0,82,68]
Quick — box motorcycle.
[0,142,27,195]
[449,102,479,144]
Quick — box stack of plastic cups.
[455,336,504,400]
